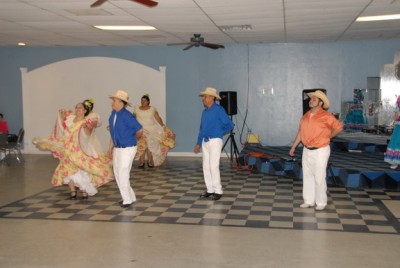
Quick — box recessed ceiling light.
[18,42,26,46]
[94,25,156,30]
[356,14,400,22]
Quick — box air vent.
[218,25,252,32]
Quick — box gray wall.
[1,39,399,152]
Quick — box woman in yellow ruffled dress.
[33,99,113,199]
[133,94,176,167]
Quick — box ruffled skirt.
[384,124,400,165]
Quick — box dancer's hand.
[194,145,200,153]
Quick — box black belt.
[115,145,133,148]
[305,146,319,150]
[204,137,217,142]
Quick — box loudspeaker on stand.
[219,91,237,116]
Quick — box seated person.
[0,113,9,135]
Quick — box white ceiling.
[1,0,400,47]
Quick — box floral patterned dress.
[33,110,114,195]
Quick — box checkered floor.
[1,159,400,234]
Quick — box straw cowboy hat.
[109,90,131,106]
[199,87,221,100]
[307,90,330,109]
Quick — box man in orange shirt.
[289,90,343,211]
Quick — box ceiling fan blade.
[167,42,192,46]
[90,0,108,8]
[183,44,195,51]
[167,35,224,51]
[201,43,225,50]
[132,0,159,7]
[91,0,158,8]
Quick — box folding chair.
[3,128,25,164]
[0,133,8,165]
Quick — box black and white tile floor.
[1,159,399,234]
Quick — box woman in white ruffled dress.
[133,94,176,168]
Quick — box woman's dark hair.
[142,94,150,104]
[82,99,94,116]
[0,113,3,119]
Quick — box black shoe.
[138,163,145,168]
[200,191,214,198]
[148,162,154,168]
[81,192,88,200]
[212,194,222,201]
[120,203,132,208]
[118,200,123,205]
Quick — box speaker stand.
[222,129,240,164]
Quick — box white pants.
[302,146,330,207]
[201,138,223,194]
[113,146,137,205]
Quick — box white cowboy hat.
[307,90,330,109]
[109,90,131,106]
[199,87,221,100]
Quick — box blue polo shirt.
[196,103,234,145]
[109,107,142,148]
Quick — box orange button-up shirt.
[299,109,343,148]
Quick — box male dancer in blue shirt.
[108,90,143,208]
[194,87,234,200]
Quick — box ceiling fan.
[90,0,158,8]
[168,34,225,51]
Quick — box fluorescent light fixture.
[94,25,156,30]
[356,14,400,22]
[18,42,26,46]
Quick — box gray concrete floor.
[0,155,399,268]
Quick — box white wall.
[22,57,166,153]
